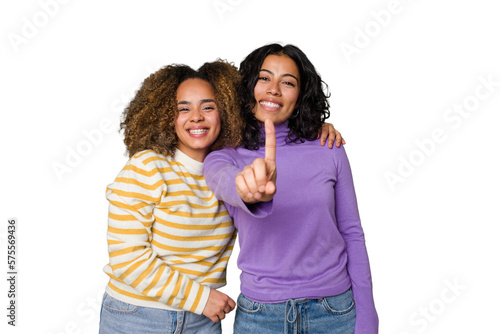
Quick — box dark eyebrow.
[177,99,215,105]
[259,69,299,82]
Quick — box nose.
[267,81,281,96]
[190,108,204,122]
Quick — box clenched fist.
[202,289,236,323]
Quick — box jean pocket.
[237,294,263,314]
[321,289,355,315]
[102,293,138,314]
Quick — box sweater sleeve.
[105,154,210,315]
[203,150,272,217]
[333,146,379,333]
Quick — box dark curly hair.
[238,44,331,149]
[120,59,243,157]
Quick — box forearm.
[334,147,378,332]
[343,236,378,333]
[203,151,273,217]
[107,200,210,314]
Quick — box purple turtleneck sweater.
[203,122,378,333]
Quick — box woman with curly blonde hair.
[99,60,244,333]
[120,60,243,160]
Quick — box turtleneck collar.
[259,121,290,146]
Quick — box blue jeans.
[99,292,221,334]
[233,289,355,334]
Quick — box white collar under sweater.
[172,149,204,175]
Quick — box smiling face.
[252,54,300,126]
[175,78,221,162]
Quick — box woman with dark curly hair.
[99,60,243,333]
[203,44,378,333]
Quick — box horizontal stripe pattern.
[103,150,235,314]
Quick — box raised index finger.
[264,119,276,163]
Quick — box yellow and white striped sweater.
[103,149,236,315]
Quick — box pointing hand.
[236,119,277,203]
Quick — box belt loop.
[174,311,183,334]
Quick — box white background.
[1,0,499,333]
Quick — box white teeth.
[260,101,280,108]
[188,129,208,134]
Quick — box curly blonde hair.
[120,59,243,158]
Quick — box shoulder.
[292,138,346,154]
[292,139,349,167]
[318,140,349,165]
[129,150,172,169]
[119,150,177,182]
[205,147,240,164]
[108,150,169,201]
